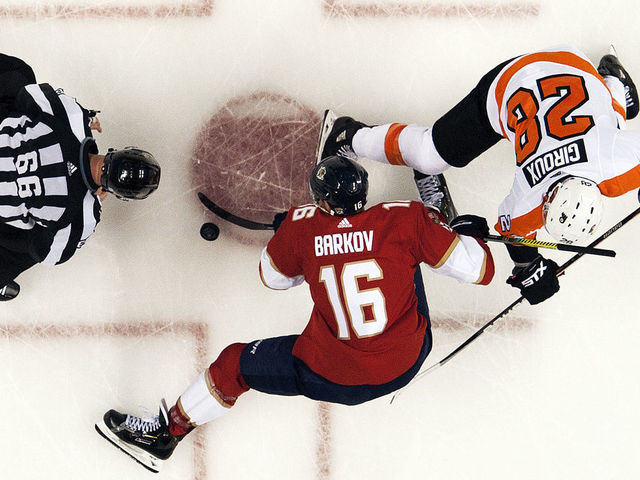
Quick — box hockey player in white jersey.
[317,45,640,304]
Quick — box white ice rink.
[2,0,640,478]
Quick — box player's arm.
[258,210,305,290]
[494,202,560,304]
[416,206,494,285]
[500,235,560,306]
[0,224,55,262]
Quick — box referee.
[0,53,161,301]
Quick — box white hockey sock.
[353,123,450,173]
[178,371,231,426]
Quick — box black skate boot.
[598,46,639,120]
[413,170,459,224]
[315,109,367,164]
[0,281,19,301]
[95,399,180,473]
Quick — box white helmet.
[543,176,603,244]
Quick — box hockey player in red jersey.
[95,156,494,472]
[316,45,640,305]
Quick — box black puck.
[200,222,220,241]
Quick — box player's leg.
[323,57,513,173]
[95,342,250,472]
[0,223,47,301]
[597,46,639,122]
[95,399,179,473]
[430,57,513,168]
[413,170,459,223]
[0,247,36,301]
[294,328,433,405]
[316,109,368,163]
[409,58,515,221]
[96,337,309,472]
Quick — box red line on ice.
[0,0,213,18]
[316,403,332,480]
[0,320,209,479]
[323,0,539,18]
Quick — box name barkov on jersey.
[315,230,374,257]
[522,138,588,187]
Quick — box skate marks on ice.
[0,0,539,19]
[191,92,321,245]
[0,0,213,19]
[322,0,539,18]
[0,320,209,479]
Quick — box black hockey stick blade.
[197,192,275,231]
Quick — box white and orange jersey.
[351,45,640,239]
[488,44,640,237]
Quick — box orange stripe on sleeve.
[599,164,640,197]
[493,51,623,136]
[384,123,408,166]
[494,204,544,239]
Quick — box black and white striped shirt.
[0,83,101,265]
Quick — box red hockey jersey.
[259,201,494,385]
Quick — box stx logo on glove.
[522,260,547,287]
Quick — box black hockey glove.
[506,255,560,305]
[450,214,490,238]
[272,211,288,232]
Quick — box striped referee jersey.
[0,83,101,265]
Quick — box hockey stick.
[198,192,275,231]
[198,190,615,258]
[483,235,616,257]
[391,201,640,404]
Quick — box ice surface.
[1,0,639,478]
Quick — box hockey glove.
[506,255,560,305]
[450,214,490,238]
[272,211,288,232]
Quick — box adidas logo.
[67,161,77,176]
[337,218,352,229]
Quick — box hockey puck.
[200,222,220,241]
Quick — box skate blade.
[95,420,164,473]
[315,109,337,165]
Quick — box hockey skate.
[95,399,180,473]
[414,170,459,224]
[0,281,19,301]
[598,45,639,120]
[315,109,366,164]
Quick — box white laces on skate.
[415,176,444,208]
[125,411,161,434]
[337,145,357,161]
